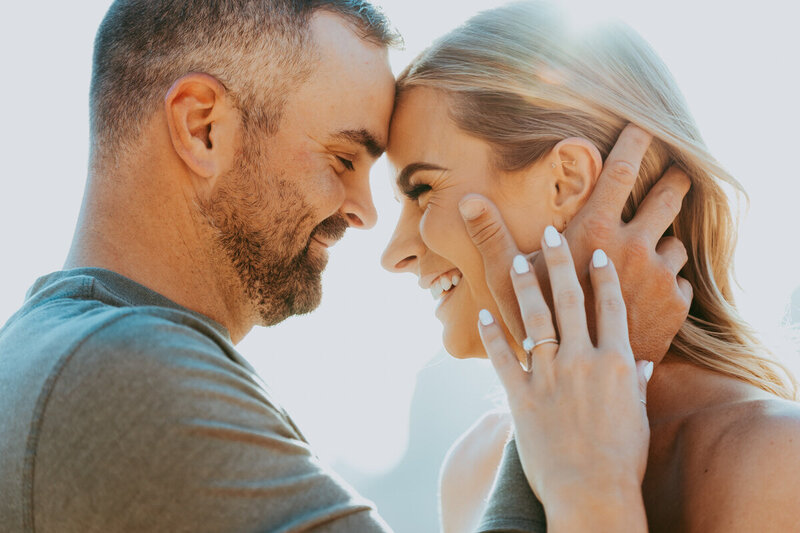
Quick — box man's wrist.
[543,475,648,533]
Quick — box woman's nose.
[381,213,424,273]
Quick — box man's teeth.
[431,273,462,299]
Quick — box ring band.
[533,337,559,348]
[640,399,647,407]
[523,337,559,352]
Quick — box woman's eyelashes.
[403,183,432,202]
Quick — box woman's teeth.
[431,273,462,300]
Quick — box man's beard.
[197,136,348,326]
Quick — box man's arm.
[32,313,391,532]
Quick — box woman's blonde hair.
[397,1,797,399]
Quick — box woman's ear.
[164,73,239,188]
[546,137,603,220]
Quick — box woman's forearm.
[545,479,648,533]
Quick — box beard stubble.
[197,132,348,327]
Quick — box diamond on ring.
[522,338,535,352]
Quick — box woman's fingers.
[510,254,559,369]
[458,194,527,343]
[540,227,591,347]
[478,309,527,394]
[589,250,630,352]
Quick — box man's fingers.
[631,166,691,244]
[478,309,527,394]
[655,236,689,276]
[459,194,526,341]
[586,124,652,220]
[656,236,693,316]
[677,276,693,308]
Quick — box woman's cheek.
[418,206,449,253]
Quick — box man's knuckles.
[604,159,640,188]
[620,234,651,265]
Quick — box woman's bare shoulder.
[444,409,513,466]
[684,397,800,532]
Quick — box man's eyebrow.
[332,129,385,159]
[397,162,448,192]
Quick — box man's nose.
[341,179,378,230]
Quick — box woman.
[381,2,800,531]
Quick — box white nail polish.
[544,225,561,248]
[513,255,530,274]
[479,309,494,326]
[592,249,608,268]
[644,361,654,382]
[522,337,534,352]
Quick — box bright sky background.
[1,0,799,479]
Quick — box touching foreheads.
[89,0,401,162]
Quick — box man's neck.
[64,165,255,344]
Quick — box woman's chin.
[441,326,487,359]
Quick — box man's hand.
[458,124,692,362]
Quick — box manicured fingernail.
[459,198,485,221]
[513,254,530,274]
[644,361,654,382]
[479,309,494,326]
[592,249,608,268]
[544,225,561,248]
[522,337,534,352]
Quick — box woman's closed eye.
[403,183,432,202]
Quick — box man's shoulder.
[79,306,228,362]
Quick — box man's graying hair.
[90,0,401,160]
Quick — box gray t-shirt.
[477,438,546,533]
[0,268,390,532]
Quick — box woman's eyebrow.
[397,162,448,191]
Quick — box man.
[0,1,690,531]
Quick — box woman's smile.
[381,87,557,358]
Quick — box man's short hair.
[90,0,401,156]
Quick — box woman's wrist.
[543,475,648,533]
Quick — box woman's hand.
[478,227,652,532]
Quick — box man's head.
[88,1,399,327]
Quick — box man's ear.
[164,73,239,182]
[546,137,603,219]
